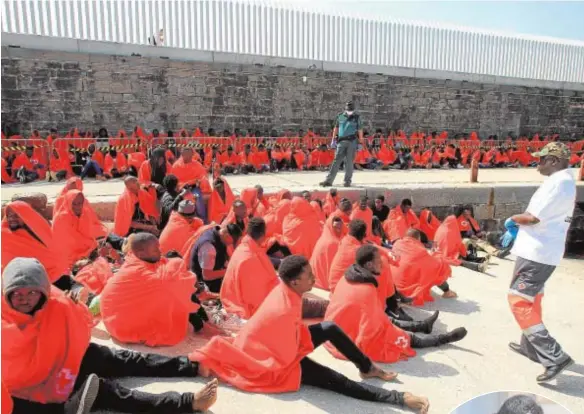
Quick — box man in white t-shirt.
[506,142,576,383]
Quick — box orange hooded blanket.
[52,190,108,268]
[324,269,415,363]
[310,216,344,290]
[419,209,441,242]
[100,255,199,346]
[54,177,83,215]
[189,282,314,393]
[220,235,278,319]
[383,207,420,242]
[1,202,67,282]
[113,187,159,237]
[457,215,481,235]
[328,235,363,293]
[390,236,451,306]
[74,257,114,294]
[434,215,468,266]
[1,381,12,414]
[104,152,128,176]
[282,197,323,259]
[239,188,260,217]
[2,287,92,404]
[350,205,373,238]
[159,212,204,255]
[171,157,212,194]
[264,192,293,237]
[322,193,338,217]
[310,200,326,223]
[208,178,236,224]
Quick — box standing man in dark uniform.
[320,101,365,188]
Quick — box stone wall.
[2,46,584,137]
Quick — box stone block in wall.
[473,204,495,220]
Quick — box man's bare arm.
[358,129,365,146]
[510,212,540,226]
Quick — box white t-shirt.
[512,169,576,266]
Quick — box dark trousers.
[12,343,198,414]
[300,322,404,406]
[204,277,223,293]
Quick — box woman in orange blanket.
[328,219,367,292]
[159,200,204,255]
[191,255,429,413]
[383,198,420,243]
[2,257,218,414]
[390,229,457,306]
[1,201,68,285]
[54,176,83,215]
[220,218,279,319]
[310,215,345,290]
[114,176,160,237]
[101,233,203,345]
[208,177,235,224]
[138,147,171,186]
[282,197,323,259]
[418,208,441,242]
[52,190,109,268]
[325,245,466,363]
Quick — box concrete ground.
[2,167,582,204]
[91,255,584,414]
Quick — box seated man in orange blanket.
[218,146,241,174]
[328,219,367,292]
[350,195,373,238]
[255,143,271,172]
[2,257,218,414]
[222,199,248,232]
[384,198,420,243]
[47,148,71,181]
[220,218,279,319]
[270,143,290,171]
[282,197,323,259]
[159,200,204,255]
[188,223,243,293]
[308,144,333,171]
[376,145,398,169]
[191,255,429,413]
[239,144,260,174]
[101,233,210,344]
[311,215,345,290]
[493,148,511,167]
[12,146,45,183]
[208,177,236,224]
[391,229,457,305]
[114,176,160,237]
[325,245,467,363]
[457,206,507,257]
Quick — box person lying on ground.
[190,255,430,414]
[2,257,218,414]
[325,245,467,364]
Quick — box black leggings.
[300,322,404,406]
[12,343,198,414]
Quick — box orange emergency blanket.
[419,209,441,241]
[159,212,204,255]
[310,216,344,290]
[189,282,314,393]
[220,235,278,319]
[74,257,114,294]
[264,197,292,237]
[1,202,67,282]
[350,205,373,238]
[113,187,159,237]
[324,271,415,363]
[171,157,212,193]
[434,216,468,265]
[54,177,83,215]
[100,255,198,346]
[328,235,363,293]
[1,287,91,403]
[52,190,108,268]
[390,237,451,305]
[383,208,420,242]
[208,178,235,224]
[322,193,338,217]
[282,197,323,259]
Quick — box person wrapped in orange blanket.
[390,229,457,306]
[218,146,242,174]
[383,199,420,243]
[54,176,83,214]
[264,190,293,237]
[11,146,46,183]
[220,218,279,319]
[328,219,367,293]
[2,201,68,285]
[253,184,271,217]
[350,196,373,239]
[207,177,235,224]
[1,157,14,184]
[190,255,429,413]
[2,257,218,413]
[171,147,213,216]
[322,188,339,217]
[101,233,202,345]
[114,176,160,237]
[282,197,323,259]
[325,245,467,363]
[103,149,128,179]
[52,190,109,269]
[47,148,72,182]
[159,200,204,255]
[418,208,441,242]
[310,215,345,290]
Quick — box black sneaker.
[438,327,468,345]
[64,373,100,414]
[343,182,351,187]
[508,342,538,363]
[496,247,512,259]
[319,181,332,187]
[536,357,574,383]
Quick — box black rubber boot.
[438,327,468,345]
[392,311,439,334]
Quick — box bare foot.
[198,362,213,378]
[442,290,458,299]
[192,378,218,412]
[404,392,430,414]
[360,364,398,382]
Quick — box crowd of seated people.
[2,126,583,184]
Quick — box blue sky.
[278,0,584,41]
